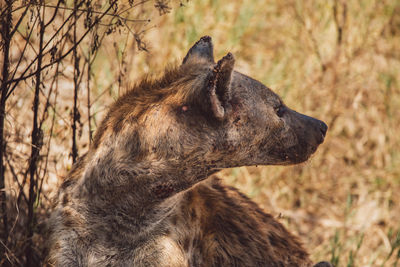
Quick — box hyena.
[47,36,331,267]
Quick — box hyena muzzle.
[47,36,331,267]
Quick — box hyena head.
[94,36,327,171]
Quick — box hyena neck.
[81,140,215,197]
[71,140,216,237]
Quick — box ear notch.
[182,36,214,64]
[207,52,235,120]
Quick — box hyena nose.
[313,261,334,267]
[319,121,328,137]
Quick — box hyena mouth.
[287,143,321,164]
[316,136,325,146]
[310,145,319,154]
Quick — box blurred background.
[1,0,399,266]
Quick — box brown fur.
[47,36,331,266]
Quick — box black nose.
[313,261,333,267]
[319,121,328,137]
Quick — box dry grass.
[3,0,400,266]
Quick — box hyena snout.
[278,108,328,164]
[297,112,328,144]
[292,110,328,150]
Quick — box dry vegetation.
[1,0,400,266]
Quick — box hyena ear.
[207,52,235,120]
[182,36,215,64]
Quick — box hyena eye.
[275,105,285,117]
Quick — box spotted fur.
[47,36,331,267]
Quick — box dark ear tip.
[217,52,235,66]
[195,36,213,48]
[199,36,212,43]
[225,52,234,60]
[182,36,214,64]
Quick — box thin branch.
[72,0,79,163]
[86,35,93,143]
[9,3,31,37]
[39,62,62,131]
[0,238,22,266]
[6,0,119,99]
[44,0,63,28]
[0,3,29,17]
[6,0,151,92]
[25,4,45,265]
[9,16,39,84]
[32,3,151,23]
[37,64,60,204]
[5,0,87,96]
[5,156,28,204]
[0,0,13,247]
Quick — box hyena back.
[47,36,331,267]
